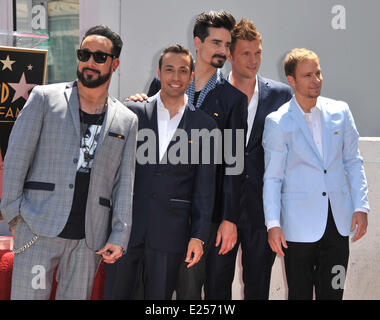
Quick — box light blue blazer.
[262,96,369,242]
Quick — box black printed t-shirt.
[58,110,105,240]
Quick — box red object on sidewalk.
[50,261,106,300]
[0,250,13,300]
[0,250,105,300]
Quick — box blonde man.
[205,19,292,300]
[263,48,369,299]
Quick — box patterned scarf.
[186,69,224,108]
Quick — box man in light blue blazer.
[262,48,369,300]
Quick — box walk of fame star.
[8,73,38,103]
[0,55,16,71]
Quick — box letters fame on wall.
[0,46,47,202]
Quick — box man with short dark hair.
[0,25,138,299]
[105,44,217,300]
[141,11,248,299]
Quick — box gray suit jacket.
[0,81,138,251]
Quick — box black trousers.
[204,214,275,300]
[174,223,218,300]
[284,203,349,300]
[104,243,183,300]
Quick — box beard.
[210,54,227,68]
[77,67,112,88]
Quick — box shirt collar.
[157,90,188,115]
[227,73,259,105]
[294,96,321,115]
[186,69,224,108]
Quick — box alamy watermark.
[331,265,346,290]
[136,128,245,176]
[31,265,46,290]
[332,5,346,30]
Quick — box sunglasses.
[77,49,115,64]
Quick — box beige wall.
[232,138,380,300]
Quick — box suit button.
[152,193,157,199]
[245,152,249,156]
[322,192,327,196]
[73,158,78,164]
[245,175,250,179]
[324,170,327,174]
[69,184,74,189]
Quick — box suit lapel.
[320,99,330,166]
[164,103,190,151]
[247,76,269,150]
[97,96,117,149]
[64,81,80,138]
[199,84,221,111]
[145,99,160,164]
[289,98,323,163]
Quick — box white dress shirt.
[296,98,323,158]
[267,96,368,231]
[156,92,205,244]
[246,76,259,146]
[228,74,259,145]
[156,91,187,162]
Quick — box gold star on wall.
[0,55,16,71]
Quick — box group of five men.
[0,10,369,300]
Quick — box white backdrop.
[80,0,380,137]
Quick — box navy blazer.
[127,98,217,253]
[243,76,292,230]
[147,77,248,225]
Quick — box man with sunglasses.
[0,25,138,299]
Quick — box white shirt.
[156,92,205,245]
[266,96,368,231]
[295,98,323,158]
[156,92,187,162]
[246,76,259,145]
[228,74,259,145]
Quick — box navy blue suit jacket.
[243,75,292,230]
[127,98,217,253]
[147,77,248,225]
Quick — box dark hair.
[193,10,236,42]
[158,44,194,73]
[81,25,123,58]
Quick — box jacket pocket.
[24,181,55,191]
[108,132,125,140]
[99,197,112,209]
[169,198,191,209]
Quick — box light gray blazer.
[0,81,138,251]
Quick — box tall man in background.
[205,18,292,300]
